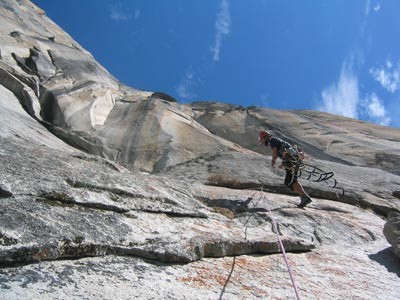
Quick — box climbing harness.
[281,148,345,198]
[260,132,341,194]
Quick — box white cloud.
[210,0,231,62]
[370,60,400,93]
[110,4,138,21]
[365,0,381,16]
[134,9,141,20]
[365,0,371,17]
[260,95,269,107]
[318,60,392,126]
[175,71,197,101]
[362,93,391,125]
[318,62,360,119]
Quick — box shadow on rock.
[368,247,400,278]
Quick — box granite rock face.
[1,1,400,299]
[190,101,400,175]
[1,135,398,300]
[0,0,240,173]
[384,212,400,258]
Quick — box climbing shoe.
[297,195,312,208]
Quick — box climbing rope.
[236,187,302,299]
[261,185,302,300]
[283,153,345,198]
[298,162,345,198]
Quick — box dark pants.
[283,156,300,189]
[284,168,298,189]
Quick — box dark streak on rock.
[0,187,13,198]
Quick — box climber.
[258,130,312,208]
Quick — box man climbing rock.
[259,130,312,208]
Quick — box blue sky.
[32,0,400,128]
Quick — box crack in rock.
[37,191,129,214]
[0,187,13,198]
[71,152,127,173]
[64,178,208,218]
[37,190,207,218]
[0,235,314,268]
[188,237,314,261]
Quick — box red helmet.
[259,130,271,143]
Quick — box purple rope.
[263,191,301,300]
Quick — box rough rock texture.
[384,212,400,258]
[190,101,400,175]
[1,1,400,299]
[1,135,399,299]
[2,137,317,266]
[0,0,240,173]
[2,241,399,300]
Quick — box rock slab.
[384,212,400,258]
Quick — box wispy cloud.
[134,9,141,20]
[318,61,360,119]
[210,0,231,62]
[365,0,371,17]
[362,93,391,125]
[365,0,381,17]
[175,70,197,101]
[317,58,391,126]
[110,4,140,21]
[260,95,269,107]
[363,1,381,34]
[370,60,400,93]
